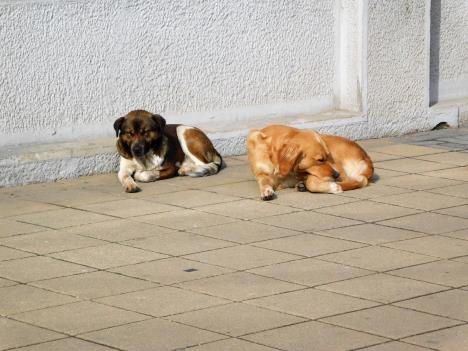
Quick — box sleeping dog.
[247,125,373,200]
[114,110,222,192]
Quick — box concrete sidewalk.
[1,129,468,351]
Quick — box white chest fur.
[121,153,165,173]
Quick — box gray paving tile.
[0,245,33,261]
[318,223,426,245]
[186,338,279,351]
[149,189,241,208]
[429,183,468,199]
[321,305,460,339]
[0,317,64,351]
[270,191,357,210]
[384,236,468,259]
[184,245,300,270]
[372,144,447,157]
[423,166,468,181]
[252,234,365,257]
[0,219,45,238]
[0,284,78,316]
[77,199,179,218]
[374,191,467,211]
[317,273,447,303]
[206,180,259,199]
[0,277,16,288]
[244,320,387,351]
[436,205,468,219]
[11,337,117,351]
[358,341,434,351]
[376,174,463,190]
[80,318,224,351]
[374,158,453,173]
[0,198,61,218]
[178,272,302,301]
[49,243,167,269]
[30,271,157,299]
[253,211,361,232]
[96,286,228,317]
[188,221,302,244]
[246,288,379,319]
[13,301,148,335]
[171,302,305,337]
[110,257,232,285]
[0,256,92,283]
[417,152,468,166]
[339,184,412,200]
[403,324,468,351]
[248,258,372,286]
[378,213,468,235]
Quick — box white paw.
[135,170,160,182]
[261,187,276,201]
[329,183,343,194]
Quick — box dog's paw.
[296,181,307,192]
[125,182,141,193]
[329,183,343,194]
[260,187,276,201]
[134,170,159,182]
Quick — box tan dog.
[114,110,222,193]
[247,125,373,200]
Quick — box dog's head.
[278,130,340,181]
[114,110,166,158]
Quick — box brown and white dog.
[114,110,222,192]
[247,125,373,200]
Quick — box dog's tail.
[188,151,223,177]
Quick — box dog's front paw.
[124,181,141,193]
[261,187,276,201]
[329,183,343,194]
[135,170,160,182]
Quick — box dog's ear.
[151,114,166,132]
[278,143,301,177]
[314,132,330,155]
[113,116,126,137]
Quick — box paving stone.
[96,286,228,317]
[403,324,468,351]
[395,289,468,322]
[317,273,447,303]
[248,258,372,286]
[367,151,403,162]
[339,184,412,199]
[390,260,468,287]
[11,337,117,351]
[0,198,61,218]
[244,320,387,351]
[133,209,237,230]
[0,277,16,287]
[376,174,463,190]
[321,305,460,339]
[0,245,33,261]
[252,234,365,257]
[442,228,468,240]
[319,246,436,272]
[372,144,447,157]
[318,223,426,244]
[184,245,300,270]
[0,219,46,238]
[315,200,421,222]
[374,191,467,211]
[254,211,361,232]
[171,302,305,337]
[77,199,179,218]
[186,338,279,351]
[429,183,468,198]
[124,231,234,256]
[30,271,157,299]
[188,221,302,244]
[111,257,232,285]
[149,189,241,208]
[12,208,113,229]
[0,256,92,283]
[358,341,434,351]
[423,166,468,181]
[372,168,408,179]
[197,199,296,220]
[436,204,468,219]
[0,317,64,350]
[0,284,78,316]
[246,288,379,319]
[269,192,357,210]
[178,272,302,301]
[206,180,259,199]
[49,243,167,269]
[59,219,175,242]
[13,301,148,335]
[378,213,468,234]
[374,159,453,173]
[384,236,468,258]
[0,231,106,255]
[164,174,241,188]
[417,152,468,166]
[80,318,224,351]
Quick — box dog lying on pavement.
[114,110,222,193]
[247,125,373,200]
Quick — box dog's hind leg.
[304,177,343,194]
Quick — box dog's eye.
[126,131,134,137]
[317,157,325,163]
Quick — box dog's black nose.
[332,170,340,179]
[131,144,145,157]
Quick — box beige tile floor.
[1,129,468,350]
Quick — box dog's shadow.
[370,173,381,183]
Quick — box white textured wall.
[367,0,430,136]
[0,0,335,146]
[430,0,468,103]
